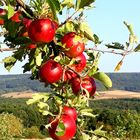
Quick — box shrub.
[0,113,23,139]
[87,109,140,139]
[0,98,45,127]
[23,126,46,139]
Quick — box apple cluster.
[0,8,97,139]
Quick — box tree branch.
[85,47,133,56]
[59,10,79,27]
[16,0,35,17]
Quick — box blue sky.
[0,0,140,75]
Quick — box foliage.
[87,99,140,139]
[0,98,45,127]
[23,126,46,139]
[0,112,23,139]
[0,0,140,139]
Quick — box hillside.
[0,73,140,94]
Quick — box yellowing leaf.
[114,60,123,72]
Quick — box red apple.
[62,106,77,121]
[22,18,32,29]
[27,44,36,49]
[28,18,56,43]
[61,32,85,58]
[71,53,86,72]
[64,70,77,82]
[39,60,63,83]
[71,76,96,96]
[11,11,22,22]
[0,8,7,25]
[48,115,76,140]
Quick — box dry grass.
[95,90,140,100]
[1,90,140,100]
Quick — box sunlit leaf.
[93,72,112,88]
[90,126,108,139]
[80,132,91,140]
[124,21,134,35]
[42,110,53,116]
[7,4,15,19]
[80,112,96,118]
[76,0,96,10]
[79,22,95,42]
[36,52,42,66]
[3,56,17,71]
[37,101,48,109]
[114,60,123,72]
[61,0,74,8]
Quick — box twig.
[0,48,16,52]
[85,47,133,56]
[59,10,79,27]
[16,0,35,17]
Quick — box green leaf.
[93,34,102,44]
[55,122,65,136]
[13,49,25,61]
[64,21,75,33]
[46,0,60,20]
[7,4,15,19]
[80,132,91,140]
[61,0,74,8]
[14,37,31,45]
[134,44,140,52]
[3,56,17,71]
[26,93,50,105]
[93,72,112,88]
[80,112,96,118]
[90,126,108,139]
[76,0,96,10]
[80,22,95,42]
[5,20,21,38]
[124,21,134,35]
[37,102,49,109]
[42,110,53,116]
[105,42,124,50]
[36,52,42,66]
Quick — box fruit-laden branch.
[0,48,16,52]
[16,0,35,17]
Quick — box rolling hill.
[0,73,140,94]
